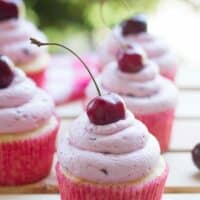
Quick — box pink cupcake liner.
[27,68,46,88]
[0,119,59,186]
[135,109,175,152]
[56,163,168,200]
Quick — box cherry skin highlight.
[0,56,14,89]
[87,93,126,125]
[121,14,147,36]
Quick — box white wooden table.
[1,66,200,198]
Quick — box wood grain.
[176,91,200,119]
[1,194,200,200]
[164,152,200,193]
[170,119,200,152]
[176,66,200,90]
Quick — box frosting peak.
[86,57,177,115]
[58,111,160,184]
[101,61,161,98]
[0,67,54,134]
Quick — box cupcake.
[0,56,59,185]
[99,14,178,81]
[57,93,168,200]
[86,46,178,152]
[0,0,49,86]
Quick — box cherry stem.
[30,38,101,96]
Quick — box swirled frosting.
[0,18,49,72]
[100,26,177,73]
[86,61,177,114]
[58,110,160,184]
[0,67,54,134]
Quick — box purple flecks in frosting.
[0,68,54,134]
[58,111,160,184]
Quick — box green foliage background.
[23,0,160,41]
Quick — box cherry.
[87,93,126,125]
[31,39,127,125]
[121,14,147,36]
[192,143,200,170]
[0,0,21,21]
[30,39,126,126]
[0,56,14,89]
[118,46,145,73]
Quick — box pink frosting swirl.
[0,67,54,134]
[102,61,161,97]
[99,26,177,73]
[86,61,177,114]
[0,19,48,68]
[58,111,160,184]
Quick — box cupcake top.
[0,0,49,72]
[87,46,177,114]
[58,93,161,184]
[100,14,176,71]
[0,56,54,134]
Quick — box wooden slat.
[164,152,200,193]
[1,194,200,200]
[176,91,200,119]
[176,66,200,90]
[56,101,83,119]
[165,194,200,199]
[0,195,59,200]
[170,119,200,152]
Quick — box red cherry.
[87,93,126,125]
[118,46,145,73]
[121,14,147,36]
[0,56,14,89]
[192,143,200,170]
[0,0,21,21]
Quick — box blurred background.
[24,0,200,67]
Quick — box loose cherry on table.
[121,14,147,36]
[87,93,126,125]
[0,0,21,21]
[192,143,200,170]
[0,56,14,89]
[117,46,145,73]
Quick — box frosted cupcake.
[0,0,49,86]
[99,14,178,81]
[29,38,168,199]
[87,46,178,152]
[0,56,59,185]
[57,93,168,200]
